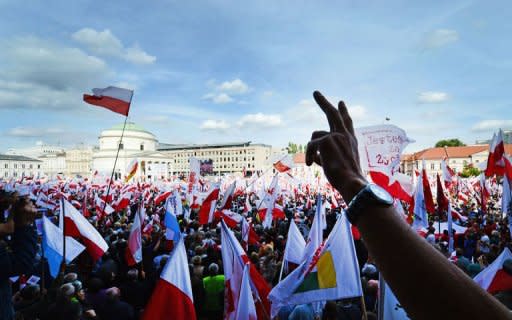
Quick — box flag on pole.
[198,184,220,225]
[279,219,306,281]
[42,216,85,278]
[220,220,271,320]
[125,159,138,182]
[83,86,133,116]
[421,160,435,214]
[485,129,505,177]
[273,155,294,173]
[378,277,410,320]
[412,170,429,231]
[164,196,181,242]
[269,214,362,318]
[143,238,196,320]
[59,199,109,262]
[235,264,258,320]
[125,206,142,266]
[474,248,512,294]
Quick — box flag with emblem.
[268,213,362,318]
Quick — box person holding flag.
[304,91,510,319]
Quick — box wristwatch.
[345,183,393,225]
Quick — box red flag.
[198,185,220,225]
[83,86,133,116]
[436,174,449,213]
[125,207,142,266]
[143,238,196,320]
[485,130,506,177]
[422,160,435,214]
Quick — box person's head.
[63,272,78,284]
[86,277,104,294]
[105,287,121,302]
[208,263,219,276]
[20,284,40,301]
[60,283,76,300]
[127,269,139,281]
[11,196,36,227]
[192,255,202,266]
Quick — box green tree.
[460,164,480,177]
[287,142,298,154]
[435,139,466,148]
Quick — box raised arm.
[305,91,511,320]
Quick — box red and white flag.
[125,159,138,182]
[95,195,115,217]
[235,264,258,320]
[485,130,506,177]
[125,207,142,266]
[143,238,196,320]
[220,220,271,320]
[114,191,132,212]
[198,184,220,225]
[441,158,456,188]
[273,155,294,173]
[474,248,512,294]
[219,181,236,211]
[83,86,133,116]
[279,219,306,281]
[59,199,109,262]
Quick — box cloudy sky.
[1,0,511,153]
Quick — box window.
[22,164,25,169]
[430,163,435,170]
[4,164,7,169]
[140,144,144,151]
[13,172,17,177]
[37,165,41,169]
[14,164,17,169]
[29,164,33,169]
[4,172,7,177]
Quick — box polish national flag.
[220,220,271,320]
[236,264,258,320]
[241,218,259,251]
[59,199,109,262]
[95,195,115,217]
[474,248,512,294]
[441,158,456,188]
[125,206,142,266]
[83,86,133,116]
[198,184,220,225]
[154,191,172,206]
[143,238,196,320]
[369,169,414,202]
[485,130,506,177]
[273,155,294,173]
[114,191,132,212]
[242,196,252,215]
[219,181,236,211]
[279,219,306,281]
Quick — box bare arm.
[306,91,511,320]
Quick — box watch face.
[369,184,394,204]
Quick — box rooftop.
[402,144,512,161]
[108,122,153,134]
[0,154,42,162]
[158,141,261,151]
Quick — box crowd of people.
[1,91,511,320]
[0,180,511,320]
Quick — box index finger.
[313,91,346,133]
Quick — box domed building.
[92,122,172,181]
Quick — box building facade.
[0,154,43,179]
[92,122,172,181]
[65,145,94,177]
[158,142,273,176]
[400,144,512,176]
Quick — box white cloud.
[124,45,156,64]
[423,29,459,48]
[418,91,449,103]
[203,93,234,104]
[72,28,156,64]
[262,90,273,97]
[2,37,108,91]
[237,113,282,128]
[472,120,512,132]
[286,98,367,126]
[200,119,231,130]
[7,127,65,137]
[217,78,249,94]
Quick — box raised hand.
[305,91,367,202]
